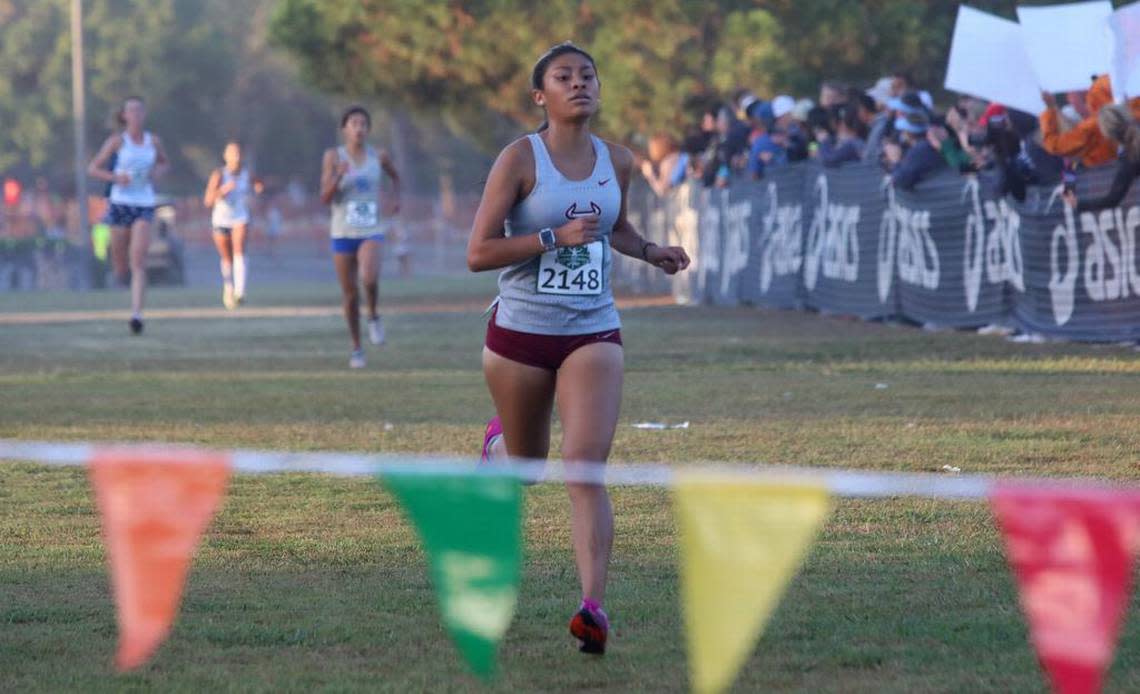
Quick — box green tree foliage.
[271,0,1053,145]
[270,0,722,142]
[0,0,332,192]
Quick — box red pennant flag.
[89,448,231,671]
[991,485,1140,694]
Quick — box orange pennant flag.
[89,448,231,671]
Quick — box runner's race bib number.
[537,241,603,296]
[346,201,378,228]
[118,167,150,191]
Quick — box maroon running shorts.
[485,308,623,371]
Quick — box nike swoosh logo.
[598,331,617,340]
[598,178,611,186]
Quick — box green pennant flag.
[381,471,522,677]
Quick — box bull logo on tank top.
[557,201,600,269]
[565,201,602,219]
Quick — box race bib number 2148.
[537,240,604,296]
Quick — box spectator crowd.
[638,71,1140,211]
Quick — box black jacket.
[1076,155,1140,212]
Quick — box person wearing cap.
[971,105,1032,201]
[866,77,894,110]
[869,90,927,169]
[734,89,758,121]
[788,98,816,161]
[890,71,914,99]
[888,102,947,191]
[745,97,791,179]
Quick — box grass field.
[2,275,1139,692]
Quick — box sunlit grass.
[2,281,1138,692]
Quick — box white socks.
[220,259,233,288]
[233,255,247,297]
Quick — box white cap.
[866,77,893,106]
[792,98,815,122]
[772,94,795,119]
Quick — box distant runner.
[87,96,171,334]
[203,141,263,308]
[319,105,401,368]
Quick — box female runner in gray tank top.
[466,43,690,656]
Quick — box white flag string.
[2,438,1136,500]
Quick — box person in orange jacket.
[1040,75,1140,168]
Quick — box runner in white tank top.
[87,96,171,335]
[319,105,402,368]
[466,43,690,655]
[203,141,263,309]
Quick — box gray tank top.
[495,134,622,335]
[109,131,157,207]
[211,168,251,227]
[330,146,383,239]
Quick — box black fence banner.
[743,165,805,309]
[623,161,1140,343]
[889,172,1011,328]
[1014,166,1140,342]
[800,165,895,319]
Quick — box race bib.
[537,241,604,296]
[118,166,150,191]
[346,200,378,228]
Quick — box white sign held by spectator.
[1109,1,1140,100]
[1017,1,1113,93]
[944,6,1045,116]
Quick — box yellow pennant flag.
[675,474,830,694]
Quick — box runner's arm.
[87,135,122,183]
[202,169,222,208]
[468,141,541,271]
[151,135,171,181]
[379,150,401,203]
[319,149,343,206]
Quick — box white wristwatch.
[538,227,557,252]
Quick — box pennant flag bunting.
[991,486,1140,694]
[675,474,830,694]
[381,471,522,678]
[89,447,231,671]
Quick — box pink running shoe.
[480,416,503,465]
[569,599,609,654]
